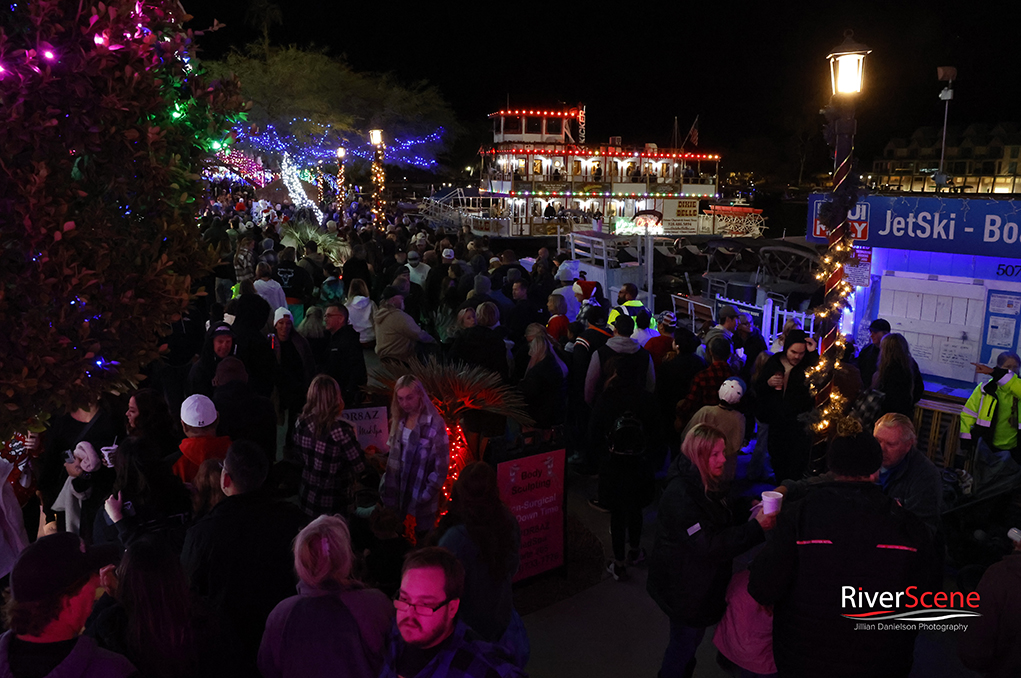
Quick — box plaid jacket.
[381,412,449,525]
[379,620,525,678]
[676,360,735,429]
[293,417,366,518]
[234,247,256,283]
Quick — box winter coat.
[346,296,377,344]
[381,412,449,526]
[960,371,1021,451]
[647,455,765,626]
[959,552,1021,678]
[748,481,940,678]
[254,278,288,312]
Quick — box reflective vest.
[960,373,1021,450]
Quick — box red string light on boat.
[488,109,578,118]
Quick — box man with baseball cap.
[171,394,232,483]
[696,305,739,361]
[859,318,891,388]
[1,533,135,677]
[406,250,430,287]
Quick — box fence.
[671,293,815,347]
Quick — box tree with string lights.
[0,0,246,438]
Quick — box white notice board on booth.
[878,273,986,383]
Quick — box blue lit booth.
[808,193,1021,512]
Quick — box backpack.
[608,411,647,456]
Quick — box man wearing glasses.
[380,547,524,678]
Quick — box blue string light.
[232,123,444,170]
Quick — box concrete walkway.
[522,456,981,678]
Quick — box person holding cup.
[748,417,939,678]
[647,424,777,678]
[753,329,818,483]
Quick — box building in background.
[870,123,1021,195]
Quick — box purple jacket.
[0,632,136,678]
[257,582,393,678]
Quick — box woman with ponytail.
[258,515,394,678]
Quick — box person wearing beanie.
[171,395,232,483]
[212,357,278,464]
[269,308,317,451]
[187,322,236,398]
[858,317,892,389]
[458,273,496,312]
[748,417,940,678]
[753,329,818,483]
[681,377,747,482]
[645,311,677,367]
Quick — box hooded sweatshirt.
[584,335,655,404]
[347,296,378,343]
[172,435,232,484]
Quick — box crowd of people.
[2,185,1021,678]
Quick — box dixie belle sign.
[497,448,566,582]
[807,194,1021,257]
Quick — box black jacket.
[753,351,818,480]
[325,324,367,407]
[213,381,277,462]
[875,359,925,418]
[187,326,237,398]
[517,351,567,428]
[570,325,612,396]
[450,326,509,381]
[749,481,940,678]
[181,492,308,671]
[858,342,881,390]
[647,456,764,626]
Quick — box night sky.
[188,0,1021,179]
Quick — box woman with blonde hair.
[379,375,449,542]
[517,324,568,427]
[345,278,377,347]
[648,424,776,678]
[258,515,394,678]
[292,375,366,518]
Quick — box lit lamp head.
[336,147,346,159]
[369,129,383,146]
[827,30,871,96]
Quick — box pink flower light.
[94,35,106,45]
[43,51,55,60]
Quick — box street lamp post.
[807,30,871,450]
[336,147,346,201]
[369,129,385,221]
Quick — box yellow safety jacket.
[960,372,1021,450]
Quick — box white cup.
[762,491,783,515]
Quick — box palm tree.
[245,0,283,62]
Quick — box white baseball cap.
[274,307,293,325]
[181,394,217,428]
